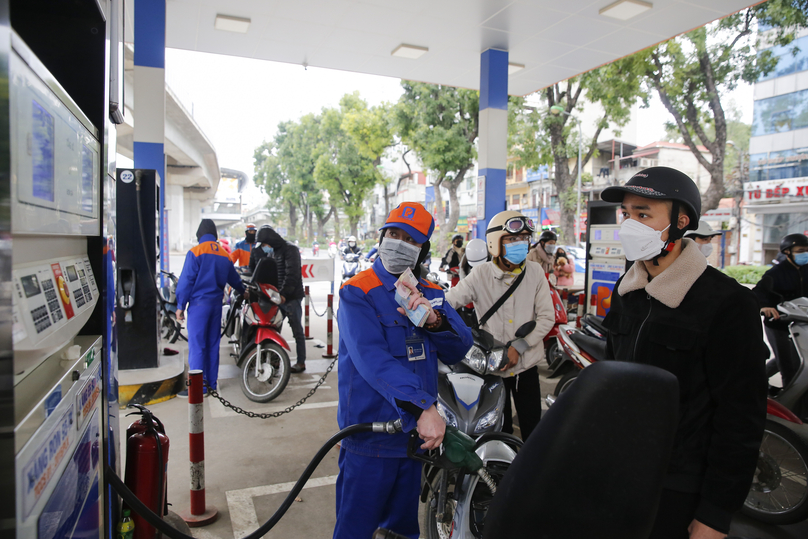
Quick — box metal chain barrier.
[308,294,328,318]
[204,355,338,418]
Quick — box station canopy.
[164,0,758,96]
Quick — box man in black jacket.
[250,226,307,373]
[601,167,767,539]
[753,233,808,388]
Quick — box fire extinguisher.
[123,404,170,539]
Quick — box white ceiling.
[161,0,758,96]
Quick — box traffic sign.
[300,258,335,283]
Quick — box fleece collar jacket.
[604,239,768,533]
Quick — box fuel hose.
[106,420,401,539]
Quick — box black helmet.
[780,233,808,253]
[452,234,463,242]
[538,230,558,243]
[602,166,701,236]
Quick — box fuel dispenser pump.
[116,169,161,370]
[584,201,626,317]
[6,1,124,538]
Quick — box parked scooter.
[545,320,607,403]
[228,260,292,403]
[158,270,185,343]
[342,252,360,282]
[742,298,808,524]
[419,322,535,539]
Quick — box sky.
[161,48,754,191]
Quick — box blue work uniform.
[334,258,473,539]
[230,238,253,267]
[176,234,245,388]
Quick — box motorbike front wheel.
[545,339,564,370]
[553,369,578,397]
[423,471,459,539]
[743,419,808,525]
[159,310,180,344]
[239,341,291,403]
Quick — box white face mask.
[379,238,421,275]
[544,244,557,255]
[699,243,713,258]
[618,219,671,261]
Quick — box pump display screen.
[20,274,41,298]
[65,265,78,282]
[31,99,55,202]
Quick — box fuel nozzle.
[442,425,497,495]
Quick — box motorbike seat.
[581,313,608,338]
[570,331,608,361]
[483,361,679,539]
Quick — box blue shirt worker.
[334,202,474,539]
[176,219,245,395]
[230,223,257,267]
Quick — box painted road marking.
[209,399,338,419]
[226,475,338,539]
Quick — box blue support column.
[134,0,168,278]
[476,49,509,239]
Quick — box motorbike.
[419,322,535,539]
[742,297,808,525]
[441,265,460,288]
[541,282,569,372]
[342,252,360,282]
[312,242,320,256]
[157,270,185,343]
[545,319,607,405]
[223,260,292,403]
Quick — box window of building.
[758,35,808,82]
[763,212,808,245]
[512,194,520,205]
[753,89,808,136]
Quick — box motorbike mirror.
[515,321,536,339]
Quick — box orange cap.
[380,202,435,243]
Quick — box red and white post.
[322,293,337,359]
[304,286,312,340]
[180,370,218,526]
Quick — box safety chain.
[203,355,338,418]
[308,295,327,318]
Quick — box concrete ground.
[119,254,808,539]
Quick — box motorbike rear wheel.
[239,341,291,403]
[743,419,808,525]
[545,339,564,370]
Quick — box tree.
[394,82,479,254]
[639,0,808,211]
[341,97,397,218]
[315,94,384,236]
[253,135,296,228]
[509,56,648,242]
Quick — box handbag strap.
[477,269,526,328]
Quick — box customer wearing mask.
[176,219,246,395]
[527,229,557,275]
[249,225,307,373]
[445,210,555,441]
[230,224,257,267]
[440,234,465,286]
[600,167,767,539]
[753,233,808,388]
[334,202,473,539]
[684,220,722,261]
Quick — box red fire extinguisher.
[123,404,170,539]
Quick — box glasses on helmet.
[493,216,536,235]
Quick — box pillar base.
[179,506,219,527]
[322,353,337,359]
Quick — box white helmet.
[485,210,536,258]
[465,239,488,266]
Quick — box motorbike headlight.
[487,348,506,373]
[436,401,458,428]
[463,345,487,375]
[474,408,500,434]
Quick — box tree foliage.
[509,56,648,242]
[639,0,808,211]
[394,81,479,253]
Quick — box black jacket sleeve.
[694,289,767,532]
